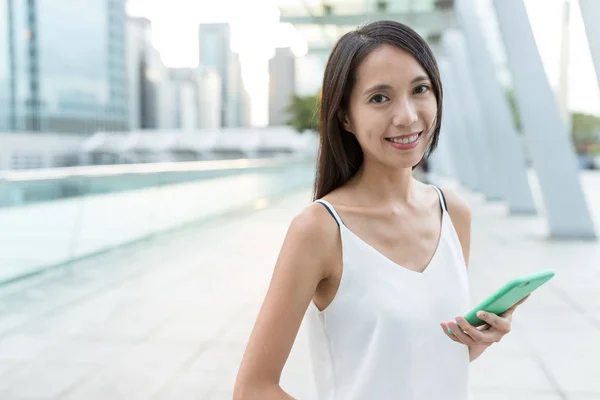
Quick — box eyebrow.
[362,76,430,95]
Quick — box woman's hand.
[440,295,530,350]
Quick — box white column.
[493,0,596,239]
[454,0,537,215]
[429,126,457,180]
[428,45,460,182]
[579,0,600,89]
[442,32,501,200]
[438,58,480,190]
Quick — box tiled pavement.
[0,175,599,399]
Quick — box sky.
[126,0,600,126]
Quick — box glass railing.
[0,156,316,285]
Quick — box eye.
[414,84,431,95]
[369,94,389,104]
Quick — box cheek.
[422,102,438,131]
[359,123,388,149]
[355,127,376,147]
[351,108,385,141]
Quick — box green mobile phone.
[450,270,555,333]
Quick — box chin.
[390,157,424,170]
[402,149,428,167]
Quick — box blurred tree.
[285,94,320,133]
[506,88,522,133]
[376,0,389,12]
[571,112,600,153]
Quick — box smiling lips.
[385,131,423,149]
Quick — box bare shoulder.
[286,201,341,278]
[439,186,472,267]
[234,201,340,393]
[290,201,340,245]
[291,201,338,234]
[440,187,471,223]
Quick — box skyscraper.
[197,67,222,129]
[198,23,248,128]
[127,17,160,130]
[168,68,221,130]
[0,0,129,134]
[198,23,229,127]
[269,47,296,126]
[226,52,251,127]
[0,0,11,131]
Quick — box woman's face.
[343,44,438,169]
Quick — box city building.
[225,52,252,127]
[269,47,296,126]
[127,17,160,130]
[0,132,85,170]
[0,0,129,134]
[0,1,10,132]
[127,18,221,131]
[198,23,249,127]
[168,68,221,131]
[197,67,222,129]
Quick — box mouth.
[384,131,424,149]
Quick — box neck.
[349,159,418,205]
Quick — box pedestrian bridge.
[0,165,599,399]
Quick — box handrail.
[0,156,313,183]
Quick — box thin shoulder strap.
[431,185,448,212]
[315,199,345,227]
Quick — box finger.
[477,311,511,334]
[455,316,487,343]
[447,321,476,346]
[440,322,462,344]
[462,317,505,343]
[440,322,461,342]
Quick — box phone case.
[463,270,555,327]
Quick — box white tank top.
[305,186,471,400]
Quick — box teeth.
[388,134,419,144]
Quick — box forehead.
[354,44,429,88]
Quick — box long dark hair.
[312,20,443,201]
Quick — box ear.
[338,111,353,133]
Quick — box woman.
[234,20,527,399]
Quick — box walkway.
[0,174,599,399]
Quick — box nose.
[392,97,418,127]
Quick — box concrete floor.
[0,180,599,399]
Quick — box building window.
[11,153,44,170]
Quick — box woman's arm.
[442,187,472,269]
[442,188,491,361]
[441,188,528,362]
[233,204,339,399]
[468,344,490,362]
